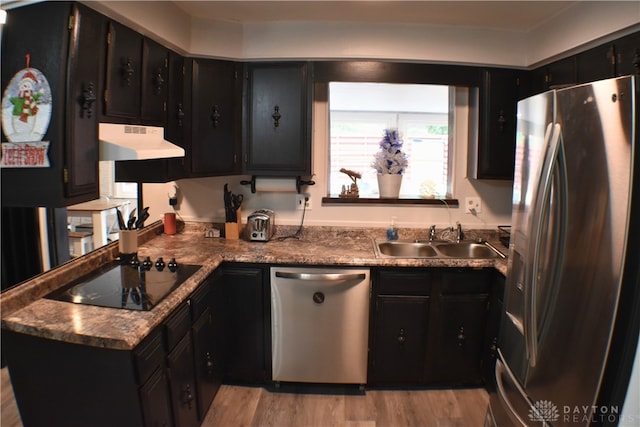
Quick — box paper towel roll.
[254,177,298,192]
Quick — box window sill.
[321,197,459,206]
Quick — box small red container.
[164,212,177,235]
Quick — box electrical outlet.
[296,194,311,210]
[465,197,482,214]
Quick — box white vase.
[377,174,402,198]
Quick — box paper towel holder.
[240,175,315,193]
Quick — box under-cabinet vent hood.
[99,123,185,161]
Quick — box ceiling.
[172,1,576,32]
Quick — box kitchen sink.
[374,239,505,259]
[435,242,502,258]
[377,241,439,258]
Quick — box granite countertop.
[1,221,508,351]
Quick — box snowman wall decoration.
[1,54,52,167]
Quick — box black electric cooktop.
[46,260,201,311]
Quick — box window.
[328,82,453,198]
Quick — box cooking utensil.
[135,207,150,229]
[116,209,126,230]
[224,184,233,222]
[126,208,137,230]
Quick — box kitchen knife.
[135,207,150,229]
[224,184,232,222]
[116,209,126,230]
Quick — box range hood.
[99,123,185,161]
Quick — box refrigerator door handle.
[525,123,562,367]
[495,358,531,427]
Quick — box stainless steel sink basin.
[374,239,505,259]
[377,241,439,258]
[435,242,502,258]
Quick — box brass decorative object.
[339,168,361,198]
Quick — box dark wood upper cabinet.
[530,56,577,95]
[576,43,616,84]
[615,31,640,77]
[103,21,168,125]
[190,59,242,176]
[104,21,142,120]
[141,38,169,124]
[473,68,524,180]
[1,1,102,207]
[244,62,312,176]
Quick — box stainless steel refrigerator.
[486,75,640,426]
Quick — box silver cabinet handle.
[275,272,366,281]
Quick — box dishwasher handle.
[275,271,366,282]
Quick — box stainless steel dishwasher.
[270,266,370,385]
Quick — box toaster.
[247,209,275,241]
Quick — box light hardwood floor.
[1,368,489,426]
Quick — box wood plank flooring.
[1,368,489,426]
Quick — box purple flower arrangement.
[372,128,408,174]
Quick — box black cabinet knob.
[272,105,281,127]
[80,82,96,118]
[457,326,466,348]
[155,257,165,271]
[397,328,406,344]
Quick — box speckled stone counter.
[1,221,508,351]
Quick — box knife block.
[224,208,242,240]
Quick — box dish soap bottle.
[387,216,399,241]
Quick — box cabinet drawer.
[190,280,211,321]
[376,269,431,295]
[164,303,191,351]
[441,269,491,295]
[134,329,165,385]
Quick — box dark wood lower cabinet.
[369,295,430,384]
[216,264,270,384]
[5,274,222,427]
[167,334,199,427]
[192,308,222,420]
[368,267,501,387]
[434,294,488,384]
[140,367,174,427]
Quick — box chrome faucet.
[429,225,437,241]
[456,222,464,242]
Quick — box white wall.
[93,1,640,67]
[143,85,513,230]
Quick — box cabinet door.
[192,309,221,421]
[140,38,168,124]
[529,56,577,95]
[219,265,267,383]
[244,62,312,175]
[435,294,488,385]
[166,334,199,427]
[191,59,241,176]
[476,68,521,180]
[615,31,640,77]
[576,44,615,83]
[64,3,103,199]
[105,21,142,119]
[369,296,430,385]
[166,51,188,179]
[139,368,174,427]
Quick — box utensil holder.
[119,230,138,255]
[225,222,239,240]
